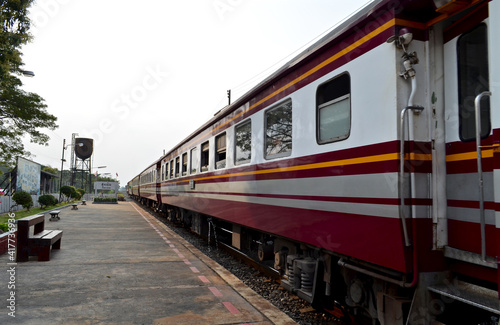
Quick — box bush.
[13,191,33,211]
[60,186,72,201]
[94,197,117,203]
[61,186,80,201]
[38,194,58,208]
[117,194,125,201]
[76,188,85,199]
[0,223,9,233]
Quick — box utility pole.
[59,139,66,202]
[227,89,231,106]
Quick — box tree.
[13,190,33,210]
[76,188,85,199]
[0,1,58,167]
[38,194,57,208]
[60,185,74,202]
[42,166,58,175]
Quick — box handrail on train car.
[474,91,493,261]
[399,105,424,247]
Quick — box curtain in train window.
[235,120,251,165]
[316,73,351,144]
[458,23,490,141]
[265,100,292,159]
[215,133,227,169]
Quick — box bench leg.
[53,239,61,250]
[16,248,29,262]
[38,246,51,262]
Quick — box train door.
[156,161,161,204]
[443,3,497,273]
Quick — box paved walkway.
[0,201,296,325]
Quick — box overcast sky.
[20,0,370,186]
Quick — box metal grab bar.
[474,91,492,261]
[399,106,424,247]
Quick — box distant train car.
[129,0,500,323]
[137,162,159,205]
[127,175,140,199]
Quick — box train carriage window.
[316,73,351,144]
[235,120,251,165]
[201,141,209,172]
[458,23,490,141]
[265,100,292,159]
[182,153,188,176]
[190,147,198,174]
[170,160,174,179]
[215,133,226,169]
[175,157,180,177]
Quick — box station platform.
[0,201,297,325]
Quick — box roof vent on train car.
[433,0,472,14]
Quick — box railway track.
[216,240,282,282]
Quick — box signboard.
[16,157,41,195]
[94,182,119,191]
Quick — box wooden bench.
[16,214,63,262]
[71,203,78,210]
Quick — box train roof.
[133,0,455,180]
[158,0,446,160]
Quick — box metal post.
[474,91,492,261]
[59,139,66,202]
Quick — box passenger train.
[128,0,500,323]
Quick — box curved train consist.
[128,0,500,323]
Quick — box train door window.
[215,133,226,169]
[182,153,188,176]
[161,165,164,181]
[235,120,251,165]
[170,160,174,178]
[175,157,180,177]
[458,23,490,141]
[190,147,198,174]
[265,100,292,159]
[316,73,351,144]
[201,141,209,172]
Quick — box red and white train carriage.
[128,0,500,323]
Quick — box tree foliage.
[74,188,84,200]
[42,165,58,175]
[13,190,33,210]
[0,0,58,167]
[38,194,57,208]
[60,185,77,201]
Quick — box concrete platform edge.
[136,204,298,325]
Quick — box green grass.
[0,200,79,225]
